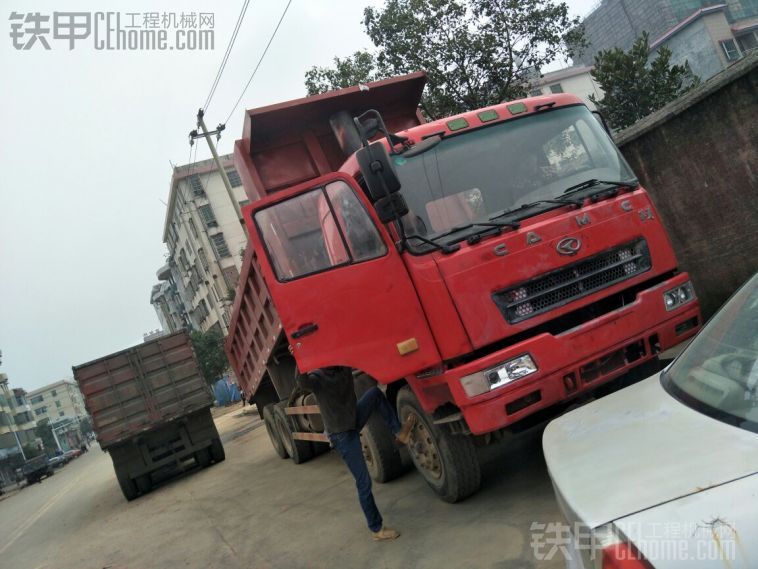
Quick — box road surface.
[0,408,565,568]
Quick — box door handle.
[291,323,319,339]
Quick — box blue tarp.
[213,376,241,406]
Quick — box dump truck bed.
[73,331,212,449]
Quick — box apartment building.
[154,155,247,335]
[0,374,39,464]
[28,379,87,424]
[529,65,603,109]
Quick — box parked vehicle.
[22,455,54,484]
[226,72,702,502]
[73,331,224,501]
[48,455,68,468]
[543,271,758,568]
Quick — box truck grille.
[493,239,651,324]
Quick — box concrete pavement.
[0,408,566,569]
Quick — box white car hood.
[543,374,758,529]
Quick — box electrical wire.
[224,0,293,124]
[203,0,253,113]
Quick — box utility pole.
[189,109,247,237]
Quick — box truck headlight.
[663,281,696,311]
[460,354,538,397]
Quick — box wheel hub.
[406,411,442,480]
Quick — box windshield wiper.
[488,197,579,223]
[405,233,460,254]
[562,178,638,196]
[429,219,521,243]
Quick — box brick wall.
[616,53,758,318]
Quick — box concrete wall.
[616,53,758,318]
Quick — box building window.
[197,247,210,272]
[30,395,44,404]
[222,265,239,287]
[59,411,65,417]
[529,88,543,97]
[189,218,199,239]
[737,32,757,53]
[35,407,47,416]
[55,400,62,408]
[51,389,57,397]
[189,174,205,196]
[179,249,190,273]
[720,39,741,61]
[549,83,564,94]
[199,204,218,227]
[210,233,231,257]
[226,169,242,187]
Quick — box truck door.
[246,173,440,383]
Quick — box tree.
[35,419,59,453]
[305,50,381,95]
[190,329,229,385]
[590,32,700,130]
[305,0,585,119]
[79,416,94,438]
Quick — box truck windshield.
[663,273,758,433]
[392,105,635,244]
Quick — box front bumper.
[412,272,701,435]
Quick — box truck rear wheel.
[263,404,289,459]
[273,403,313,465]
[360,414,408,483]
[397,386,481,503]
[210,438,225,463]
[195,447,212,468]
[116,470,138,501]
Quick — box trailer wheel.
[135,474,152,494]
[360,414,408,483]
[116,470,138,501]
[396,386,481,503]
[273,403,314,465]
[263,404,289,459]
[210,438,225,463]
[195,447,212,468]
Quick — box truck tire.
[397,386,481,503]
[135,474,152,494]
[210,438,225,463]
[195,447,212,468]
[360,414,408,483]
[263,404,289,459]
[116,470,138,501]
[273,403,314,465]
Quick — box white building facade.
[154,155,248,336]
[28,379,87,424]
[529,65,603,110]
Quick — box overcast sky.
[0,0,598,391]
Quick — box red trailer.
[225,72,701,502]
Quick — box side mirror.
[355,141,401,202]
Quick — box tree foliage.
[305,0,585,119]
[35,418,58,453]
[305,50,381,95]
[190,329,229,385]
[79,416,94,437]
[590,32,700,130]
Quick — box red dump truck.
[225,72,701,502]
[74,331,224,500]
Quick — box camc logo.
[556,237,581,256]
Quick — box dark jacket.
[297,367,356,434]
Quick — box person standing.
[297,366,415,541]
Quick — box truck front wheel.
[273,403,313,465]
[396,387,481,503]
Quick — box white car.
[543,272,758,568]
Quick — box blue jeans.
[328,387,401,532]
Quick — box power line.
[203,0,253,113]
[224,0,293,124]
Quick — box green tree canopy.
[35,418,58,453]
[590,32,700,130]
[305,0,585,119]
[190,329,230,385]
